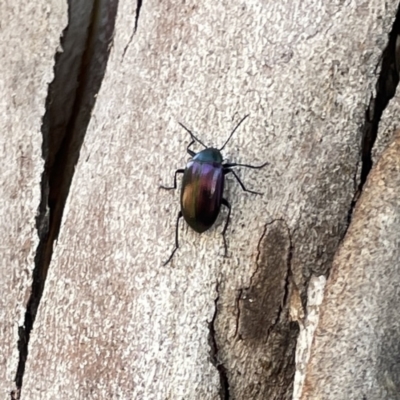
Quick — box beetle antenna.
[178,122,207,148]
[219,114,249,151]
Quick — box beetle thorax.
[192,148,223,164]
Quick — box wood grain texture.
[302,131,400,400]
[1,0,399,399]
[0,2,67,398]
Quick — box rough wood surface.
[2,0,399,399]
[0,2,67,399]
[302,131,400,400]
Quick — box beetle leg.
[221,198,231,257]
[186,140,196,157]
[160,169,185,190]
[224,169,263,195]
[164,211,183,265]
[223,161,269,169]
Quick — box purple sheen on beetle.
[181,159,224,233]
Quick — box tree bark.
[1,0,399,399]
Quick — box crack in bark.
[278,220,293,324]
[232,219,297,397]
[11,2,118,398]
[233,222,269,339]
[345,5,400,231]
[208,281,230,400]
[235,218,293,338]
[267,220,293,335]
[360,7,400,187]
[122,0,143,59]
[134,0,143,33]
[233,221,267,339]
[233,288,242,339]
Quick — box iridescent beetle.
[161,115,268,264]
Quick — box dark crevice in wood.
[236,218,292,335]
[208,281,230,400]
[265,220,293,336]
[247,219,277,288]
[134,0,143,33]
[122,0,143,58]
[12,1,119,399]
[233,288,242,339]
[279,220,293,324]
[360,5,400,186]
[233,219,298,398]
[233,221,269,340]
[346,5,400,228]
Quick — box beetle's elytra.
[161,115,268,265]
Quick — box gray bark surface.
[0,2,67,399]
[1,0,399,399]
[302,131,400,400]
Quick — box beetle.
[161,114,268,265]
